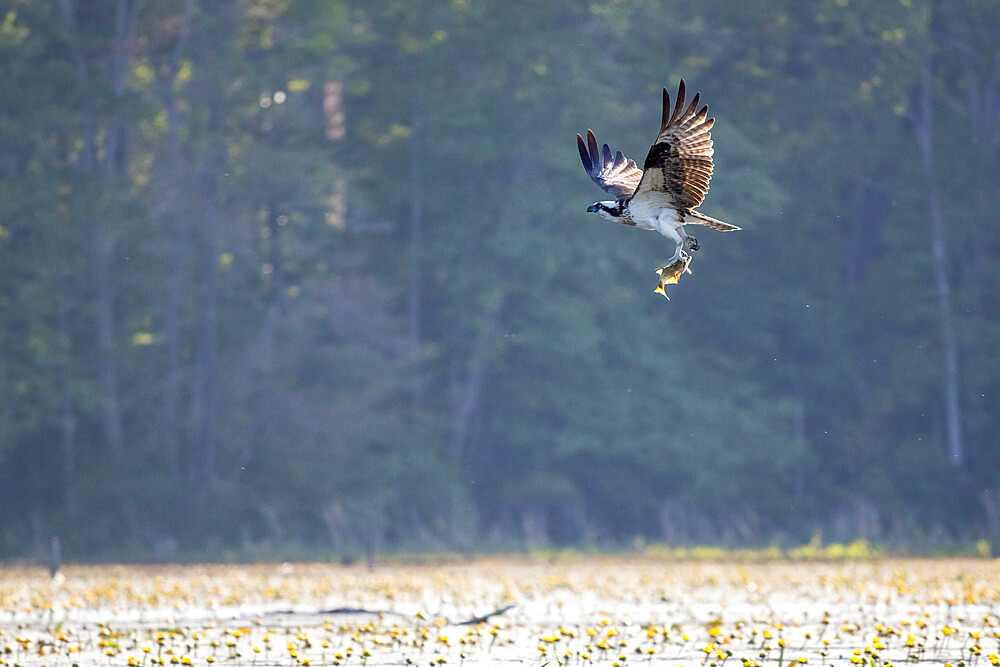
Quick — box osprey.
[577,80,740,298]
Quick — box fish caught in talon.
[654,253,692,281]
[653,254,692,299]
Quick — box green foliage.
[0,0,998,560]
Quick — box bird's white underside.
[633,193,684,228]
[596,194,688,263]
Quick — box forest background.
[1,0,998,561]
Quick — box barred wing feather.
[576,129,643,200]
[632,79,716,211]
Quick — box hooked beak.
[586,204,599,213]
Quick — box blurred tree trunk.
[159,180,186,479]
[911,55,963,466]
[96,0,143,469]
[186,3,229,502]
[158,0,193,479]
[257,200,287,372]
[448,295,503,545]
[408,90,425,346]
[58,301,76,514]
[244,199,286,496]
[91,235,124,468]
[448,303,501,469]
[188,172,220,497]
[59,0,143,471]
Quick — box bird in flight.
[577,80,740,298]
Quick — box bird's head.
[586,200,621,221]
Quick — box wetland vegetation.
[3,558,1000,666]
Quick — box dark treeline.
[1,0,998,561]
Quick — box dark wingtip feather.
[586,129,601,170]
[602,143,612,167]
[577,133,593,172]
[685,92,701,119]
[661,87,671,130]
[670,79,686,126]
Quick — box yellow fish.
[653,254,692,299]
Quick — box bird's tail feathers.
[686,210,741,231]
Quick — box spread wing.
[631,80,715,211]
[576,129,643,200]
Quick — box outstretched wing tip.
[576,127,643,199]
[602,143,613,164]
[576,132,593,172]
